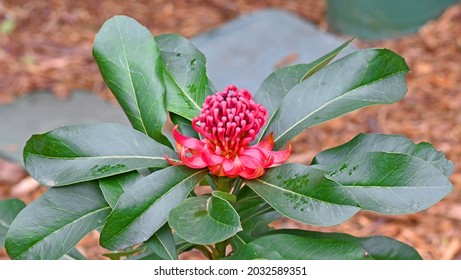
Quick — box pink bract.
[166,85,291,179]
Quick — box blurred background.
[0,0,460,259]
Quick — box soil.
[1,0,460,260]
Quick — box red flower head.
[166,85,291,179]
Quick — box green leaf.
[246,164,360,226]
[60,248,86,260]
[229,234,360,260]
[242,212,280,237]
[230,211,281,252]
[5,182,111,260]
[174,232,195,254]
[246,154,452,226]
[170,112,199,138]
[320,152,453,214]
[263,48,409,149]
[255,39,353,141]
[24,123,177,187]
[233,187,279,239]
[227,229,421,260]
[228,243,284,260]
[103,248,143,260]
[235,187,275,224]
[0,199,26,248]
[100,166,207,250]
[169,192,242,245]
[313,133,454,177]
[135,224,178,260]
[99,171,143,209]
[275,229,421,260]
[156,34,211,120]
[212,190,236,203]
[93,16,170,146]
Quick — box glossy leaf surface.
[156,34,210,120]
[313,133,454,177]
[234,187,279,238]
[320,152,453,214]
[99,171,143,209]
[93,16,170,146]
[247,164,360,226]
[0,199,26,248]
[135,224,178,260]
[24,123,176,186]
[255,39,353,141]
[227,229,421,260]
[263,49,409,149]
[100,166,207,250]
[247,156,452,226]
[174,232,194,254]
[169,191,242,245]
[5,182,111,259]
[279,229,421,260]
[170,112,199,139]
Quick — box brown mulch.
[1,0,460,260]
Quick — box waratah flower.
[166,85,291,179]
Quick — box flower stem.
[212,239,229,259]
[195,245,213,259]
[216,177,233,193]
[205,175,218,190]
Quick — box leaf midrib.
[257,39,352,142]
[153,232,176,260]
[256,235,372,260]
[25,153,170,161]
[317,147,452,177]
[13,206,110,259]
[266,68,408,142]
[115,17,149,136]
[102,169,206,247]
[163,65,201,112]
[249,179,359,208]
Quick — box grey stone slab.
[0,90,130,164]
[192,9,356,93]
[0,9,356,165]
